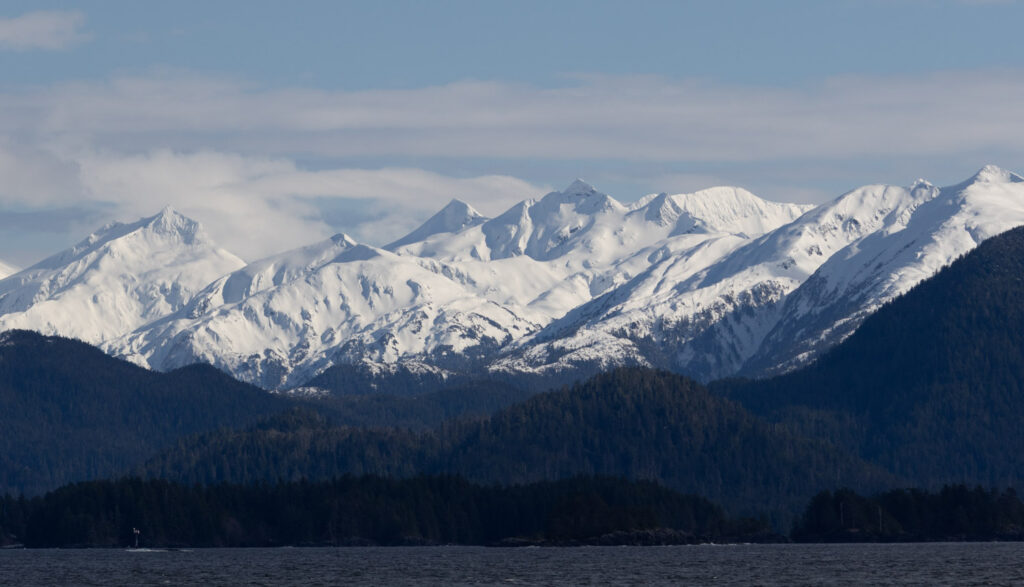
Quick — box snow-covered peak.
[395,180,802,268]
[562,178,599,196]
[631,186,812,237]
[196,232,360,308]
[534,181,623,216]
[471,181,629,261]
[144,206,203,240]
[387,198,486,250]
[0,207,245,345]
[967,164,1023,185]
[30,207,213,273]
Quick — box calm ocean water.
[2,543,1023,586]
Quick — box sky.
[0,0,1023,266]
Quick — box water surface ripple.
[2,543,1023,586]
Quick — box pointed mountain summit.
[147,205,202,238]
[474,180,628,261]
[965,164,1023,185]
[29,206,203,271]
[387,199,486,250]
[0,207,245,345]
[562,178,600,196]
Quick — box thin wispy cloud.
[8,69,1024,163]
[0,11,88,51]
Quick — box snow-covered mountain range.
[1,166,1022,391]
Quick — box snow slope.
[496,166,1024,383]
[744,165,1024,376]
[114,181,807,389]
[0,207,245,345]
[2,168,1021,391]
[116,243,540,389]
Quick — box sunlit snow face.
[2,166,1023,392]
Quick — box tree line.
[0,475,770,548]
[793,485,1024,542]
[5,476,1023,548]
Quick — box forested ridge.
[140,370,894,524]
[4,477,1023,548]
[0,476,771,548]
[0,331,292,496]
[305,378,534,430]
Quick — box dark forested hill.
[140,369,894,522]
[140,408,437,484]
[718,225,1024,488]
[441,369,894,517]
[306,378,534,430]
[0,331,292,495]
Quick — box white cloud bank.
[0,11,87,51]
[0,144,546,263]
[0,68,1022,264]
[76,150,546,260]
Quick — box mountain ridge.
[0,167,1020,390]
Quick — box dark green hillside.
[140,408,436,485]
[442,368,892,517]
[0,330,291,495]
[306,378,533,430]
[720,225,1024,487]
[141,369,893,522]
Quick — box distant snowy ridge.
[493,166,1024,382]
[110,180,807,388]
[0,167,1021,391]
[0,207,245,346]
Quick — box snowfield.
[0,166,1021,390]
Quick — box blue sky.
[0,0,1023,264]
